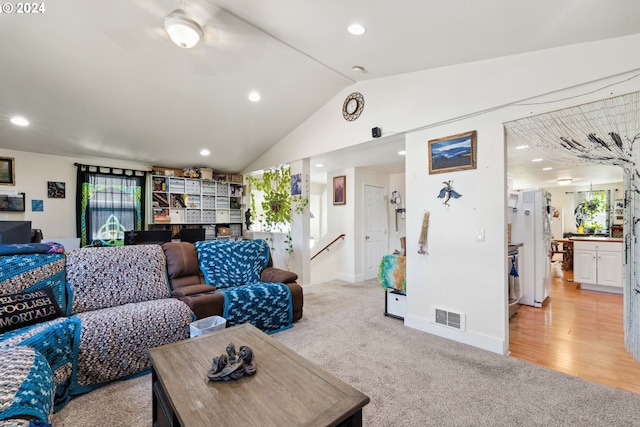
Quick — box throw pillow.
[0,287,63,333]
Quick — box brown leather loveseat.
[162,241,303,322]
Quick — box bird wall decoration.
[437,180,462,207]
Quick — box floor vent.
[433,308,466,331]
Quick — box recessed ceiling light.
[531,158,543,162]
[542,167,552,171]
[248,91,261,102]
[558,179,573,186]
[200,149,210,156]
[347,23,366,35]
[398,151,406,155]
[515,145,529,150]
[10,116,29,126]
[314,163,324,168]
[352,65,365,73]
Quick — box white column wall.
[289,159,311,286]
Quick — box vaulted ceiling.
[1,1,639,181]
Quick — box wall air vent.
[433,308,466,331]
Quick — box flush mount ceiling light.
[558,179,573,186]
[200,149,210,156]
[164,9,203,48]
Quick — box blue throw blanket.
[0,318,79,411]
[0,253,69,315]
[220,282,293,333]
[0,346,54,423]
[195,239,293,333]
[194,239,270,288]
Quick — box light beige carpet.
[51,280,640,426]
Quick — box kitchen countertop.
[568,236,623,243]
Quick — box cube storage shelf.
[151,175,244,240]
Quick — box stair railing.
[310,234,345,261]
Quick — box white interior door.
[364,185,387,280]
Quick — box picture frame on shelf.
[333,175,346,205]
[0,157,15,185]
[428,130,477,174]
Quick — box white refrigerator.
[508,189,552,307]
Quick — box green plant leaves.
[247,165,309,255]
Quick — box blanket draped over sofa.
[0,244,194,426]
[0,346,54,424]
[65,246,193,393]
[195,239,294,333]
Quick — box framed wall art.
[333,175,346,205]
[0,157,15,185]
[291,173,302,196]
[47,181,66,198]
[32,199,44,212]
[428,130,477,174]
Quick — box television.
[0,193,25,212]
[0,220,32,244]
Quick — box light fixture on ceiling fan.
[164,8,204,48]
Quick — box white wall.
[244,34,640,355]
[0,148,150,240]
[309,182,326,244]
[327,168,356,281]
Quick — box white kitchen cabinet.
[573,240,623,293]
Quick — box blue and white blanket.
[0,346,54,423]
[220,282,293,333]
[195,239,293,333]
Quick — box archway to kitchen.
[504,91,640,391]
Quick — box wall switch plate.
[476,229,485,242]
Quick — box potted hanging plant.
[576,194,606,234]
[247,165,308,254]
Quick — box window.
[574,190,609,235]
[76,165,147,246]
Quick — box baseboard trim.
[404,314,507,355]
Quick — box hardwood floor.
[509,269,640,395]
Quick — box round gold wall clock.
[342,92,364,121]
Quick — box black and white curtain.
[76,164,147,247]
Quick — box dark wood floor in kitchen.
[509,270,640,395]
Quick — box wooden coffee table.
[149,323,370,427]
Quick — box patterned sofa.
[0,244,193,426]
[163,239,303,333]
